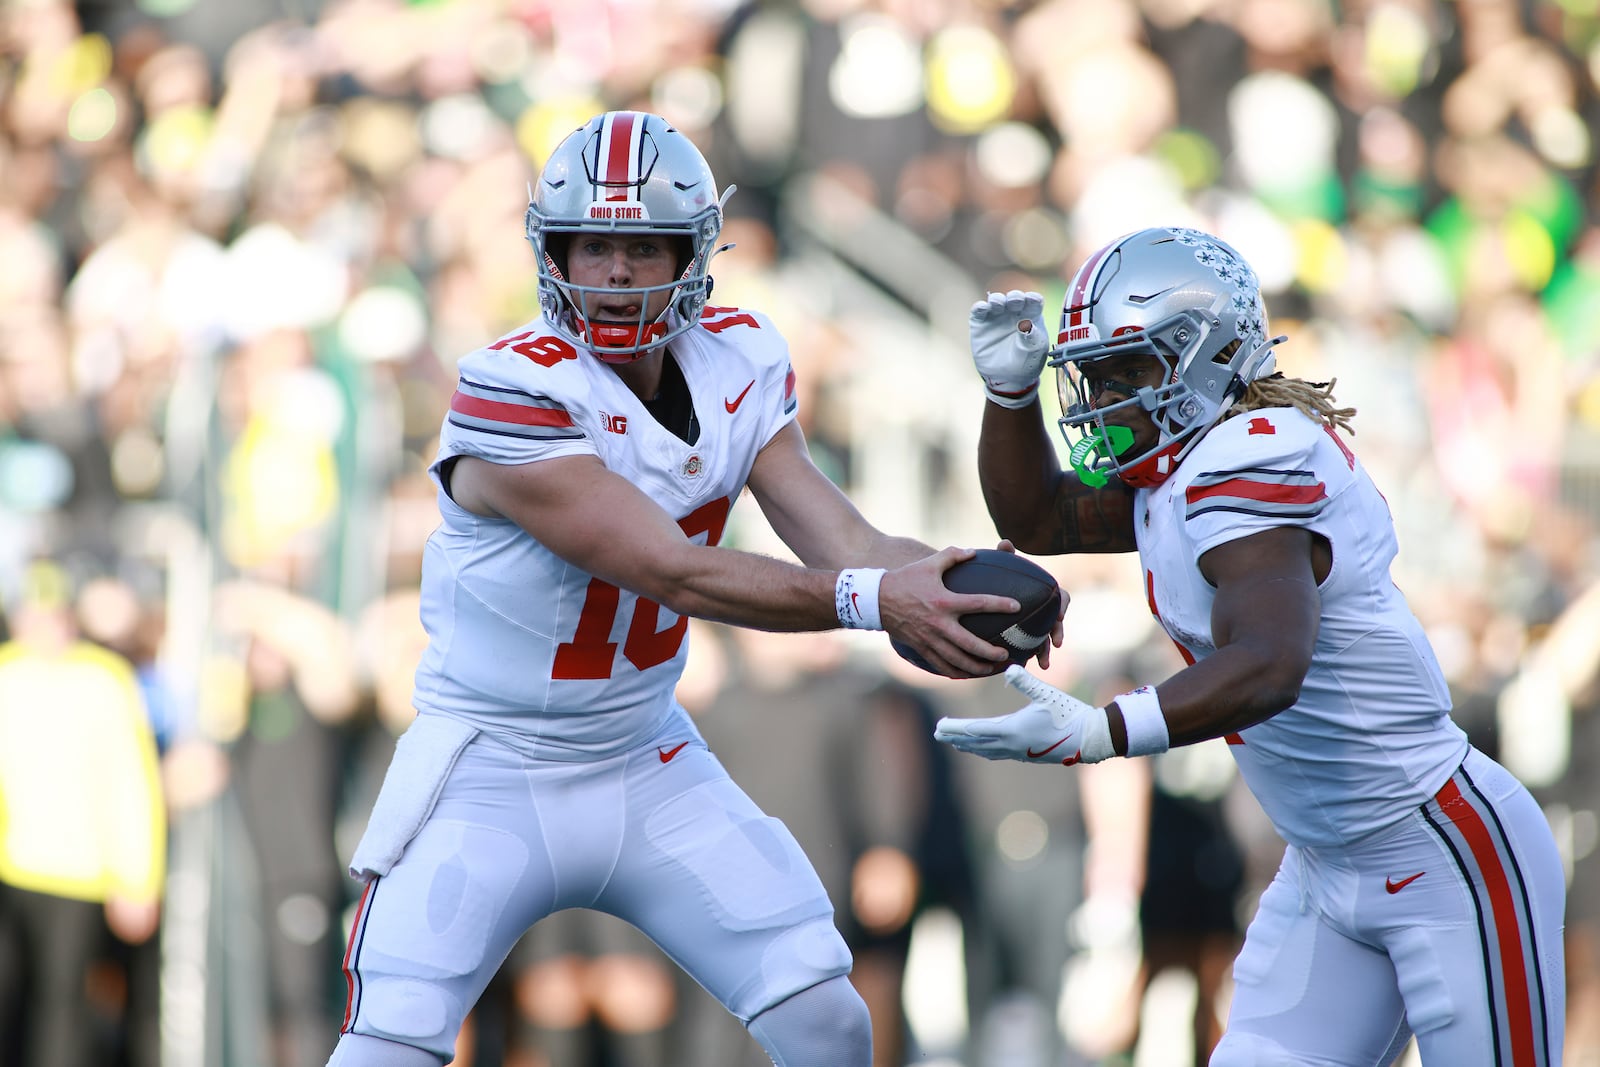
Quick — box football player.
[325,111,1034,1067]
[937,227,1566,1065]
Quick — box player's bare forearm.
[1113,529,1322,750]
[1131,632,1312,748]
[748,421,936,571]
[651,545,847,631]
[456,452,843,632]
[978,401,1137,555]
[854,532,941,570]
[662,542,1014,678]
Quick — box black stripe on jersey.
[457,375,561,406]
[445,416,586,442]
[1191,465,1318,483]
[1185,503,1329,520]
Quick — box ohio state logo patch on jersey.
[681,453,704,478]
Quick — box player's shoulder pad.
[693,304,789,367]
[1182,407,1354,526]
[690,305,797,415]
[445,319,592,447]
[1198,406,1354,477]
[455,318,589,390]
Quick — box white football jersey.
[413,306,798,760]
[1135,407,1469,848]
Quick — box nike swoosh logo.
[658,742,689,764]
[850,591,861,615]
[1385,872,1425,894]
[1127,285,1178,304]
[1026,736,1073,759]
[724,380,755,413]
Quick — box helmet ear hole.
[545,233,571,279]
[1210,338,1241,366]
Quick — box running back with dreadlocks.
[957,225,1566,1063]
[1229,373,1358,436]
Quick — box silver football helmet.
[525,111,732,364]
[1049,226,1284,487]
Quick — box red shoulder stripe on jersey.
[450,390,574,428]
[1185,477,1326,507]
[782,365,798,415]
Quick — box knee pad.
[747,974,871,1067]
[347,977,462,1060]
[325,1032,447,1067]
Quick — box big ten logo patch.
[601,412,628,434]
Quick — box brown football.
[891,549,1061,674]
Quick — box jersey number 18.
[552,497,732,679]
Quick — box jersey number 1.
[552,497,733,679]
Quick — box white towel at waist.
[348,713,479,881]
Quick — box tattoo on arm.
[1048,480,1137,553]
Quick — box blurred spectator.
[505,908,677,1067]
[1500,573,1600,1063]
[1072,645,1249,1067]
[1111,745,1245,1067]
[73,569,184,1067]
[212,580,363,1067]
[837,678,978,1067]
[0,559,165,1067]
[697,628,983,1067]
[675,625,899,1067]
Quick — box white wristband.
[984,381,1040,409]
[1113,685,1169,757]
[835,568,886,630]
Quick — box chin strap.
[1117,440,1187,488]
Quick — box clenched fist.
[970,290,1049,409]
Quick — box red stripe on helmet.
[1066,240,1116,330]
[603,112,637,202]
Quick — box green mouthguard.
[1068,424,1136,487]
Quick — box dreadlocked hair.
[1228,373,1357,435]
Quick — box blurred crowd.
[1,0,1598,1064]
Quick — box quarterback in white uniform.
[936,227,1565,1065]
[326,112,1032,1067]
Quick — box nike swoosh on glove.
[970,290,1049,409]
[933,664,1115,765]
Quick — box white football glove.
[970,290,1049,409]
[934,664,1115,765]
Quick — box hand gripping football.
[892,549,1062,674]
